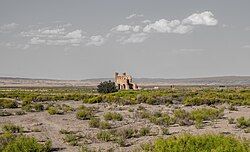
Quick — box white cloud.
[64,29,82,39]
[112,25,131,32]
[112,25,141,33]
[143,11,217,34]
[0,23,18,29]
[133,26,140,32]
[143,19,184,33]
[0,42,30,50]
[173,25,193,34]
[183,11,218,26]
[121,33,148,44]
[86,35,105,46]
[42,28,65,34]
[142,20,151,24]
[30,37,46,45]
[0,23,19,33]
[126,13,143,19]
[126,14,136,19]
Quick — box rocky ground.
[0,101,249,152]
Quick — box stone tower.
[114,72,138,90]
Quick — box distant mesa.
[114,72,138,90]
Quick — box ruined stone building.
[114,72,138,90]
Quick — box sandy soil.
[0,101,249,152]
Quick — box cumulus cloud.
[142,11,217,34]
[112,25,131,32]
[182,11,218,26]
[0,23,18,29]
[121,33,148,44]
[30,37,46,45]
[142,20,151,24]
[112,24,141,33]
[0,23,19,33]
[143,19,191,34]
[143,19,181,33]
[23,26,84,47]
[173,25,193,34]
[0,42,30,50]
[41,28,65,34]
[132,26,140,32]
[86,35,105,46]
[64,29,83,39]
[126,13,143,19]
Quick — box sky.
[0,0,250,80]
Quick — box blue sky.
[0,0,250,79]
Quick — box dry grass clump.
[139,134,250,152]
[47,104,74,115]
[76,105,95,120]
[0,98,18,109]
[104,112,123,121]
[2,123,24,133]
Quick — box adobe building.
[114,72,138,90]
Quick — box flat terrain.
[1,76,250,87]
[0,87,249,151]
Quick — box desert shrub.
[149,112,173,126]
[138,110,151,119]
[228,118,235,124]
[2,135,51,152]
[118,128,137,139]
[97,130,112,142]
[115,136,126,147]
[104,112,123,121]
[139,127,150,136]
[0,98,18,109]
[84,96,102,104]
[47,106,61,115]
[137,94,148,103]
[162,127,170,135]
[173,109,192,126]
[0,132,15,151]
[79,145,93,152]
[21,102,44,112]
[236,117,250,129]
[100,121,111,129]
[190,107,224,128]
[0,110,12,116]
[15,110,26,115]
[76,110,93,120]
[137,105,146,111]
[152,134,249,152]
[228,104,238,111]
[2,124,23,133]
[128,108,134,112]
[190,108,224,122]
[63,133,78,146]
[88,117,100,128]
[244,128,250,133]
[97,81,118,94]
[76,106,94,120]
[59,129,75,135]
[34,103,44,112]
[21,104,33,112]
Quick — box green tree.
[97,81,118,94]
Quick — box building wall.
[114,72,138,90]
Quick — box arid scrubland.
[0,87,249,151]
